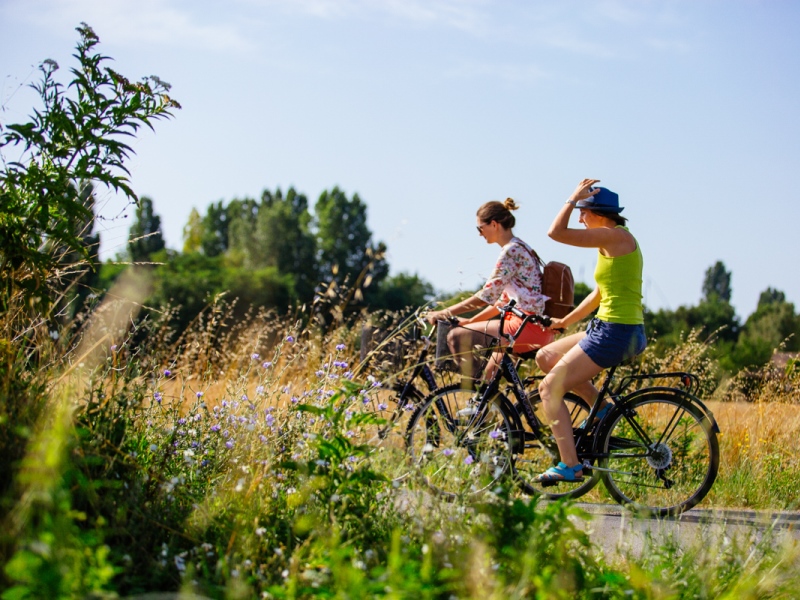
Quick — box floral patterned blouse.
[476,237,547,314]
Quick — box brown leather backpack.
[529,249,575,319]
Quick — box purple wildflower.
[196,391,204,398]
[164,369,171,377]
[262,361,272,369]
[154,392,163,403]
[464,455,474,465]
[225,440,234,449]
[251,353,260,360]
[378,403,388,411]
[285,335,295,343]
[443,448,455,457]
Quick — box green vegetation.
[2,24,799,599]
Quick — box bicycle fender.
[593,388,719,454]
[625,387,719,434]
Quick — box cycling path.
[573,503,800,557]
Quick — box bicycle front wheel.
[405,384,515,500]
[597,391,719,517]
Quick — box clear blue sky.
[2,0,798,319]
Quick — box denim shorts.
[578,318,647,368]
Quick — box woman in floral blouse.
[425,198,553,382]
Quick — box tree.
[728,288,800,370]
[251,188,318,301]
[182,208,203,254]
[200,201,229,257]
[128,196,165,262]
[0,23,179,310]
[47,181,102,321]
[702,261,732,303]
[757,287,786,308]
[372,272,434,311]
[223,197,260,263]
[315,187,387,292]
[574,282,592,307]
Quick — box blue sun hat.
[575,187,624,214]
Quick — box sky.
[1,0,798,320]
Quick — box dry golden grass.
[705,400,800,510]
[95,295,800,512]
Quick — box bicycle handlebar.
[429,299,553,343]
[497,299,552,341]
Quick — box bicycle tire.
[405,383,516,500]
[514,390,599,499]
[596,390,719,517]
[378,380,426,440]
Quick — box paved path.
[572,503,800,557]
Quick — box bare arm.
[461,304,500,325]
[548,179,635,254]
[549,287,601,330]
[425,294,489,325]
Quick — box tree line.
[103,191,800,376]
[99,187,434,332]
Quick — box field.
[2,297,799,599]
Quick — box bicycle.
[405,300,721,517]
[357,306,459,441]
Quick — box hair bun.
[503,198,519,211]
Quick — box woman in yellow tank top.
[532,179,647,484]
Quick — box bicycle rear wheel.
[597,391,719,517]
[405,384,515,500]
[514,391,598,499]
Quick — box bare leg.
[536,332,602,407]
[447,320,505,384]
[538,345,605,473]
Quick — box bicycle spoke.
[599,392,719,517]
[514,391,598,499]
[406,384,514,499]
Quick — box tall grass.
[1,284,799,598]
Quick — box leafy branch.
[0,22,180,309]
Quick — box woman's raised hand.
[570,178,601,202]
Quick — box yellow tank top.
[594,227,644,324]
